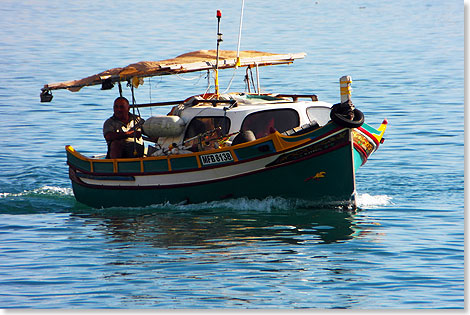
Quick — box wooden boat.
[41,37,386,210]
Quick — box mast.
[215,10,223,97]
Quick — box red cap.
[217,10,222,18]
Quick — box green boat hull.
[71,140,356,208]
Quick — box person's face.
[113,99,129,122]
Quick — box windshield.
[241,109,300,138]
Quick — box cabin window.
[241,109,300,138]
[306,107,331,126]
[184,116,231,151]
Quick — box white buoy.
[142,115,185,138]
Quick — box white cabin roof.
[177,93,332,134]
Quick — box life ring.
[330,105,364,128]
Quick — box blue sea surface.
[0,0,464,309]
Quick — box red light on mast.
[217,10,222,18]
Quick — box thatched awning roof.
[42,50,306,92]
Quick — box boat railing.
[276,94,318,102]
[130,100,183,108]
[65,129,313,175]
[130,94,317,109]
[130,99,238,109]
[190,99,237,107]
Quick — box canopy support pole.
[131,82,138,157]
[118,81,123,97]
[245,67,251,93]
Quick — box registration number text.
[200,152,234,166]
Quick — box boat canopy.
[42,50,306,93]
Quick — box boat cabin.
[149,92,333,156]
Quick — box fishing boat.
[40,13,386,209]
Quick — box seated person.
[103,97,145,158]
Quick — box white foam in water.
[138,195,390,212]
[0,186,73,198]
[356,193,393,208]
[166,196,296,212]
[219,196,300,211]
[133,195,324,213]
[0,192,11,198]
[0,187,392,211]
[34,186,74,196]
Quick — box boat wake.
[165,194,393,212]
[0,187,392,213]
[0,186,73,199]
[0,186,76,214]
[356,193,393,208]
[158,196,307,212]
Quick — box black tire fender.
[330,106,364,128]
[231,130,256,146]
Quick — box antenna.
[215,10,223,97]
[236,0,245,67]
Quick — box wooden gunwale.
[66,125,345,177]
[70,138,352,191]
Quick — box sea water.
[0,0,463,309]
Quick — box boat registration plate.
[200,151,234,166]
